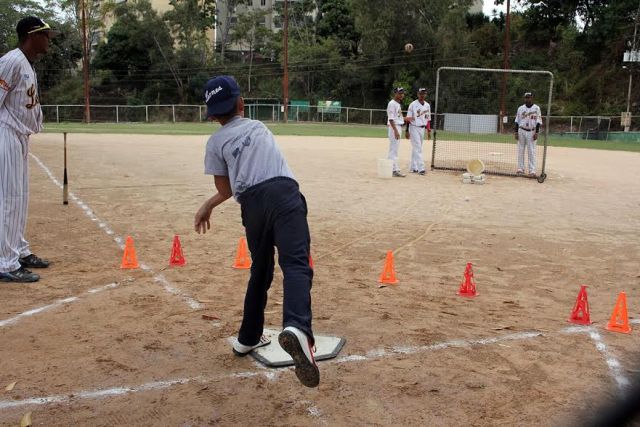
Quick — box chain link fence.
[41,103,640,139]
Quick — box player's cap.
[393,87,405,94]
[418,87,427,93]
[16,16,60,38]
[524,92,533,97]
[204,75,241,117]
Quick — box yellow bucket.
[467,159,485,176]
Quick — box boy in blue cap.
[194,75,319,388]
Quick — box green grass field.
[42,122,640,152]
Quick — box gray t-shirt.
[204,116,295,201]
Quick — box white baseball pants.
[0,127,31,273]
[517,129,537,174]
[387,125,401,172]
[409,125,425,172]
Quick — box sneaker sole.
[0,276,39,283]
[278,331,320,388]
[232,348,251,357]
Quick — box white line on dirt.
[30,153,202,310]
[0,283,118,328]
[336,331,543,362]
[562,325,630,390]
[0,329,543,411]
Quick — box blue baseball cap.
[204,76,240,117]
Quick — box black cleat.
[279,326,320,388]
[0,267,40,283]
[19,254,50,269]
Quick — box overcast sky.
[483,1,519,17]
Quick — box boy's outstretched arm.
[194,175,233,234]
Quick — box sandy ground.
[1,132,639,426]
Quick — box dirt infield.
[1,133,639,426]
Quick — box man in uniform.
[514,92,542,177]
[405,87,431,175]
[0,16,58,283]
[386,87,407,177]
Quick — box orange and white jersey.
[0,48,43,135]
[515,103,542,131]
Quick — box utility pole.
[622,0,640,131]
[282,0,289,123]
[81,0,91,124]
[498,0,510,133]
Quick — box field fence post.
[56,105,59,123]
[172,105,176,123]
[116,105,119,123]
[369,109,372,125]
[145,106,149,122]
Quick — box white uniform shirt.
[0,48,43,135]
[515,103,542,131]
[386,99,404,126]
[407,99,430,127]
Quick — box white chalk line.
[30,153,202,310]
[0,329,544,411]
[562,325,630,390]
[0,283,118,328]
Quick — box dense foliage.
[1,0,638,114]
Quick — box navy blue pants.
[238,177,314,346]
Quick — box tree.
[316,0,360,57]
[92,0,179,103]
[216,0,250,63]
[164,0,216,64]
[230,9,273,93]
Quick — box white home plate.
[248,328,346,367]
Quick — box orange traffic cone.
[233,237,251,269]
[378,251,399,284]
[568,285,591,325]
[606,292,631,334]
[457,262,478,297]
[169,235,186,267]
[309,253,314,270]
[120,236,139,269]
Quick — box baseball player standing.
[405,87,431,175]
[514,92,542,177]
[0,17,58,283]
[386,87,407,177]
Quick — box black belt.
[410,124,427,128]
[519,127,535,132]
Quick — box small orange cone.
[378,251,399,284]
[120,236,139,269]
[568,285,591,325]
[309,253,314,270]
[457,262,478,297]
[232,237,251,269]
[606,292,631,334]
[169,235,186,267]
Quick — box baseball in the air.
[404,43,414,53]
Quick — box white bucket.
[377,159,394,178]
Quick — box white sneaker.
[232,335,271,356]
[278,326,319,388]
